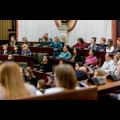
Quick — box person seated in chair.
[9,36,19,46]
[97,37,107,51]
[1,44,9,55]
[85,49,98,66]
[71,47,82,62]
[21,37,31,47]
[37,80,46,94]
[7,54,15,62]
[73,38,88,48]
[106,39,114,53]
[11,46,20,55]
[96,53,114,74]
[24,67,38,88]
[113,37,120,54]
[88,37,98,50]
[43,33,51,42]
[93,69,106,78]
[49,37,63,58]
[39,55,52,73]
[56,45,72,60]
[75,62,88,81]
[40,37,50,47]
[21,44,32,56]
[44,64,81,95]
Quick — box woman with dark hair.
[85,49,98,66]
[75,62,88,81]
[71,48,82,62]
[9,36,19,46]
[73,38,88,48]
[11,46,20,55]
[113,37,120,54]
[39,55,52,73]
[40,37,50,47]
[57,45,72,60]
[106,39,114,52]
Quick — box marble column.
[59,22,69,44]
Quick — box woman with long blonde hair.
[0,62,41,99]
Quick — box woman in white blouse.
[106,39,114,53]
[96,53,114,74]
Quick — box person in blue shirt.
[49,37,63,57]
[57,45,72,60]
[21,44,32,56]
[88,37,98,50]
[97,37,107,51]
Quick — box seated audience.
[7,54,14,62]
[59,59,66,64]
[21,44,32,56]
[11,46,20,55]
[1,44,9,55]
[21,37,31,47]
[73,38,88,48]
[39,55,52,73]
[113,37,120,54]
[106,39,114,53]
[49,37,63,58]
[97,53,114,74]
[40,37,50,47]
[43,33,52,42]
[88,37,98,50]
[9,36,19,46]
[37,80,46,94]
[0,62,42,99]
[19,67,27,82]
[71,48,82,62]
[85,49,98,66]
[75,62,88,81]
[97,37,107,51]
[24,67,38,88]
[110,54,120,74]
[57,45,72,60]
[93,69,106,78]
[114,60,120,74]
[44,64,81,95]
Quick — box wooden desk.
[0,55,34,67]
[80,78,120,97]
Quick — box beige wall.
[18,20,112,46]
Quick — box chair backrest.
[10,86,98,100]
[37,53,48,64]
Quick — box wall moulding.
[55,20,77,32]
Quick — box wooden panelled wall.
[0,20,16,40]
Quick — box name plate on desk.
[88,76,106,86]
[106,73,120,81]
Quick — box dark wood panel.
[0,55,34,67]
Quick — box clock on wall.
[55,20,77,32]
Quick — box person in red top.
[73,38,88,48]
[85,49,98,66]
